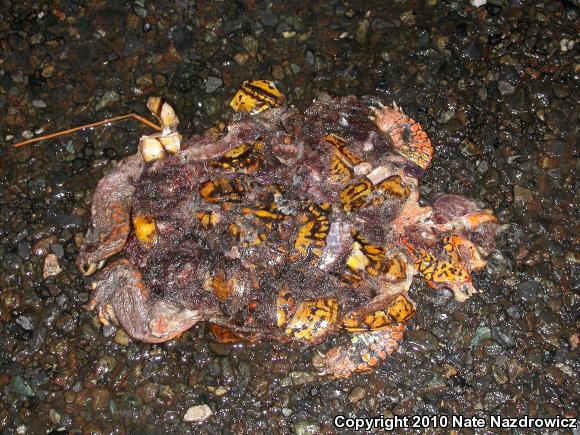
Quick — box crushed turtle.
[77,81,499,378]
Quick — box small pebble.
[498,81,515,95]
[348,386,366,403]
[183,404,213,422]
[43,254,62,278]
[205,77,223,93]
[95,90,120,111]
[471,326,492,347]
[50,243,65,258]
[41,64,55,78]
[1,252,23,271]
[16,315,35,331]
[293,421,320,435]
[233,53,249,66]
[48,409,61,425]
[406,329,438,352]
[114,329,131,346]
[214,386,228,396]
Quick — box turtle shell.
[78,82,497,376]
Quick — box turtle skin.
[77,82,498,378]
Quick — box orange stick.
[12,113,162,148]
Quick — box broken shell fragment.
[140,136,165,162]
[160,102,179,130]
[133,215,158,244]
[159,132,182,154]
[147,97,179,132]
[147,97,163,118]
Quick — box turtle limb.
[86,260,203,343]
[313,324,405,378]
[430,194,497,232]
[77,154,144,276]
[369,104,433,170]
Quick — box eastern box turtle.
[77,81,498,378]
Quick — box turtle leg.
[86,259,203,343]
[369,104,433,170]
[430,194,498,234]
[314,324,405,378]
[77,154,144,276]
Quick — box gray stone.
[17,241,31,260]
[471,326,492,347]
[517,281,539,303]
[50,243,65,258]
[498,81,515,95]
[406,330,438,352]
[205,76,223,93]
[1,252,23,271]
[260,10,278,27]
[9,376,35,397]
[492,327,515,348]
[16,315,35,331]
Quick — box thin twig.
[12,113,162,148]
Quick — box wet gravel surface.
[1,1,579,433]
